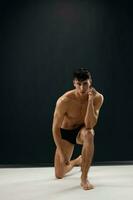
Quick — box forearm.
[84,99,97,129]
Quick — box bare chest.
[66,101,88,121]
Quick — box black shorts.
[60,125,83,145]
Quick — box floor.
[0,165,133,200]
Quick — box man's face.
[73,79,92,95]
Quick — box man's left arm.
[84,92,104,129]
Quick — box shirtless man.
[52,68,104,190]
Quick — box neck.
[74,90,88,102]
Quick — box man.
[52,68,104,190]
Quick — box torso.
[60,89,97,129]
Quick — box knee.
[83,129,94,144]
[55,170,64,179]
[55,174,64,179]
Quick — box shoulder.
[93,88,104,106]
[92,88,104,99]
[57,90,75,104]
[96,93,104,103]
[55,90,74,109]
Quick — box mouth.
[80,91,86,94]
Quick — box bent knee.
[55,175,64,179]
[55,172,64,179]
[55,166,64,179]
[85,128,94,136]
[83,129,94,143]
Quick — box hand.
[88,88,96,101]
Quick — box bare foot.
[75,155,82,166]
[80,178,94,190]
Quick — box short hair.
[73,68,92,82]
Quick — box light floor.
[0,165,133,200]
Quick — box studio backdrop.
[1,0,133,165]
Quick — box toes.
[81,182,94,190]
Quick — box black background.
[1,0,133,165]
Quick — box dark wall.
[1,0,133,165]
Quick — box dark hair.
[73,68,92,82]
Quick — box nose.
[80,85,84,91]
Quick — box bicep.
[52,100,67,130]
[53,109,65,129]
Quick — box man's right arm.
[52,98,67,155]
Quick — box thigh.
[54,139,74,166]
[61,139,75,160]
[76,126,95,145]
